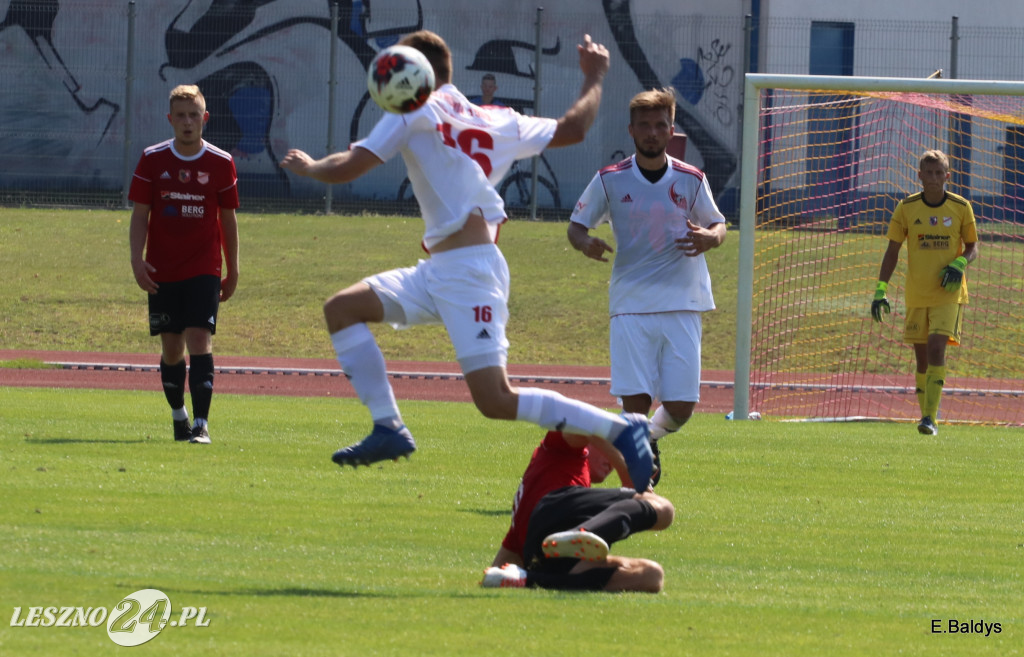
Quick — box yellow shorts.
[904,303,963,346]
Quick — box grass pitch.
[0,207,738,367]
[2,387,1021,656]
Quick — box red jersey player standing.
[129,84,240,445]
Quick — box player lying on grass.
[482,431,674,592]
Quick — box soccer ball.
[367,45,435,114]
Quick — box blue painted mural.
[0,0,743,210]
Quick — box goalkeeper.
[871,149,979,435]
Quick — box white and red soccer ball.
[367,45,435,114]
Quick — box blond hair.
[629,88,676,124]
[169,84,206,112]
[920,149,950,172]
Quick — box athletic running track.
[0,350,736,413]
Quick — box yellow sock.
[925,365,946,421]
[915,372,927,417]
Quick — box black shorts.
[147,275,221,336]
[522,486,638,572]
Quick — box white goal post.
[734,73,1024,425]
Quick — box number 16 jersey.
[354,83,556,250]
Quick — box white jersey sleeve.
[353,85,556,250]
[569,171,611,229]
[496,111,557,182]
[352,111,411,163]
[689,174,726,228]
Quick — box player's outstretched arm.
[962,240,979,265]
[676,220,726,256]
[489,545,523,569]
[876,240,901,286]
[219,207,239,302]
[548,34,610,149]
[129,203,158,294]
[567,221,613,262]
[871,240,902,322]
[280,146,382,184]
[941,241,979,291]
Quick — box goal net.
[734,74,1024,426]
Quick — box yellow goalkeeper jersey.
[886,191,978,308]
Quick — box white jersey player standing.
[280,30,654,492]
[568,88,727,482]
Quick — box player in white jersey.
[280,30,654,492]
[352,78,558,250]
[567,88,727,483]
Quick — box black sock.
[188,353,214,421]
[527,567,618,591]
[160,358,187,410]
[579,498,657,545]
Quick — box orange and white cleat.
[541,529,609,561]
[481,563,528,588]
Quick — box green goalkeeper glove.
[871,281,890,322]
[940,256,968,293]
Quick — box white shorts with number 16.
[363,243,510,374]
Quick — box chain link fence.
[2,2,1022,216]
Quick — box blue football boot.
[613,413,654,492]
[331,424,417,468]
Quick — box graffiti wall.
[0,0,745,211]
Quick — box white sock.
[649,405,682,441]
[331,324,402,427]
[171,407,189,422]
[515,387,626,439]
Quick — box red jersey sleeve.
[500,432,591,557]
[128,152,155,205]
[217,158,240,209]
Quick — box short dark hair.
[399,30,452,86]
[482,73,496,83]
